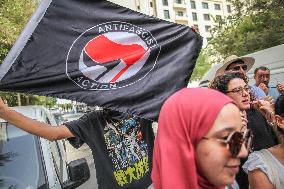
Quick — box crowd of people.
[0,54,283,189]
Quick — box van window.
[0,123,48,189]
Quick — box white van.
[199,44,284,87]
[0,106,90,189]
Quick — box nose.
[264,77,269,82]
[242,89,249,96]
[236,142,248,158]
[239,69,245,74]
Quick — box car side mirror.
[62,158,90,189]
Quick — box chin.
[209,175,235,187]
[220,176,235,187]
[212,180,233,187]
[241,104,250,110]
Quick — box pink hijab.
[152,88,234,189]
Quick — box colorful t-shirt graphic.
[104,117,150,186]
[65,110,154,189]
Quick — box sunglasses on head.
[231,65,248,71]
[202,129,253,157]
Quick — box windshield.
[52,113,65,125]
[0,123,47,189]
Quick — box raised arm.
[0,97,74,141]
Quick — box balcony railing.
[173,2,187,9]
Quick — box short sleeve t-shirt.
[64,110,154,189]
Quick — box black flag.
[0,0,202,121]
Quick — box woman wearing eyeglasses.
[243,94,284,189]
[210,72,279,189]
[151,88,251,189]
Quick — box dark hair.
[254,66,269,75]
[209,72,248,94]
[275,95,284,136]
[275,95,284,117]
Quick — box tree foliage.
[191,0,284,81]
[0,0,56,107]
[0,0,38,62]
[190,49,213,81]
[209,0,284,58]
[0,92,57,107]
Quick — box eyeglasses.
[226,86,250,95]
[202,129,253,157]
[231,65,247,71]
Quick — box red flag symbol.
[84,35,148,82]
[85,35,147,65]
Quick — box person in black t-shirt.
[0,98,154,189]
[65,109,154,189]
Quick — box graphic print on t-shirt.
[103,117,149,187]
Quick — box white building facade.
[109,0,157,16]
[108,0,233,46]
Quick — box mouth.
[225,165,240,174]
[242,99,250,104]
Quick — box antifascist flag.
[0,0,202,121]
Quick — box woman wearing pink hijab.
[152,88,252,189]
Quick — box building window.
[203,14,210,21]
[150,2,153,7]
[162,0,168,6]
[190,1,196,9]
[216,15,222,20]
[164,10,170,19]
[214,4,221,10]
[227,5,232,13]
[137,5,140,10]
[192,12,198,21]
[177,11,184,16]
[202,2,209,9]
[205,25,211,32]
[176,0,182,4]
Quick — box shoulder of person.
[243,149,269,174]
[64,110,104,126]
[82,110,104,119]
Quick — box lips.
[242,98,250,104]
[226,165,240,174]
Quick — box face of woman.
[226,78,250,110]
[196,103,248,187]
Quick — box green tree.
[209,0,284,58]
[0,0,38,62]
[190,49,213,81]
[0,0,56,107]
[0,92,57,107]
